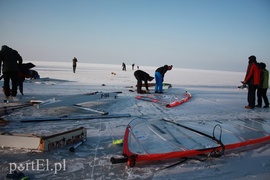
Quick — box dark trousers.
[134,73,143,93]
[247,85,258,108]
[18,77,24,95]
[257,88,269,107]
[3,72,19,97]
[73,65,76,73]
[136,80,143,93]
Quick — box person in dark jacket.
[155,65,172,93]
[243,55,260,109]
[18,63,39,95]
[0,45,23,101]
[122,62,126,71]
[256,62,269,108]
[134,70,154,94]
[72,57,78,73]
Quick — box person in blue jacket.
[155,65,172,93]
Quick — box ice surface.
[0,61,269,179]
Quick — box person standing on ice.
[72,57,78,73]
[256,62,269,108]
[0,45,23,101]
[122,62,126,71]
[243,55,260,109]
[134,70,154,94]
[155,65,172,94]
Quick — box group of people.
[0,45,40,101]
[1,45,269,108]
[122,62,139,71]
[243,55,269,109]
[134,56,269,110]
[134,65,173,94]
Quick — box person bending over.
[134,70,154,94]
[155,65,172,94]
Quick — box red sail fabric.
[166,92,191,108]
[121,118,270,167]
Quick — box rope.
[162,119,225,158]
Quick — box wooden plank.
[39,127,87,151]
[0,127,87,151]
[0,133,40,149]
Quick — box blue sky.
[0,0,269,72]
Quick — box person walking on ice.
[122,62,126,71]
[72,57,78,73]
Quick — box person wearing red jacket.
[243,55,261,109]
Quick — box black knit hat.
[261,62,266,69]
[248,55,257,64]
